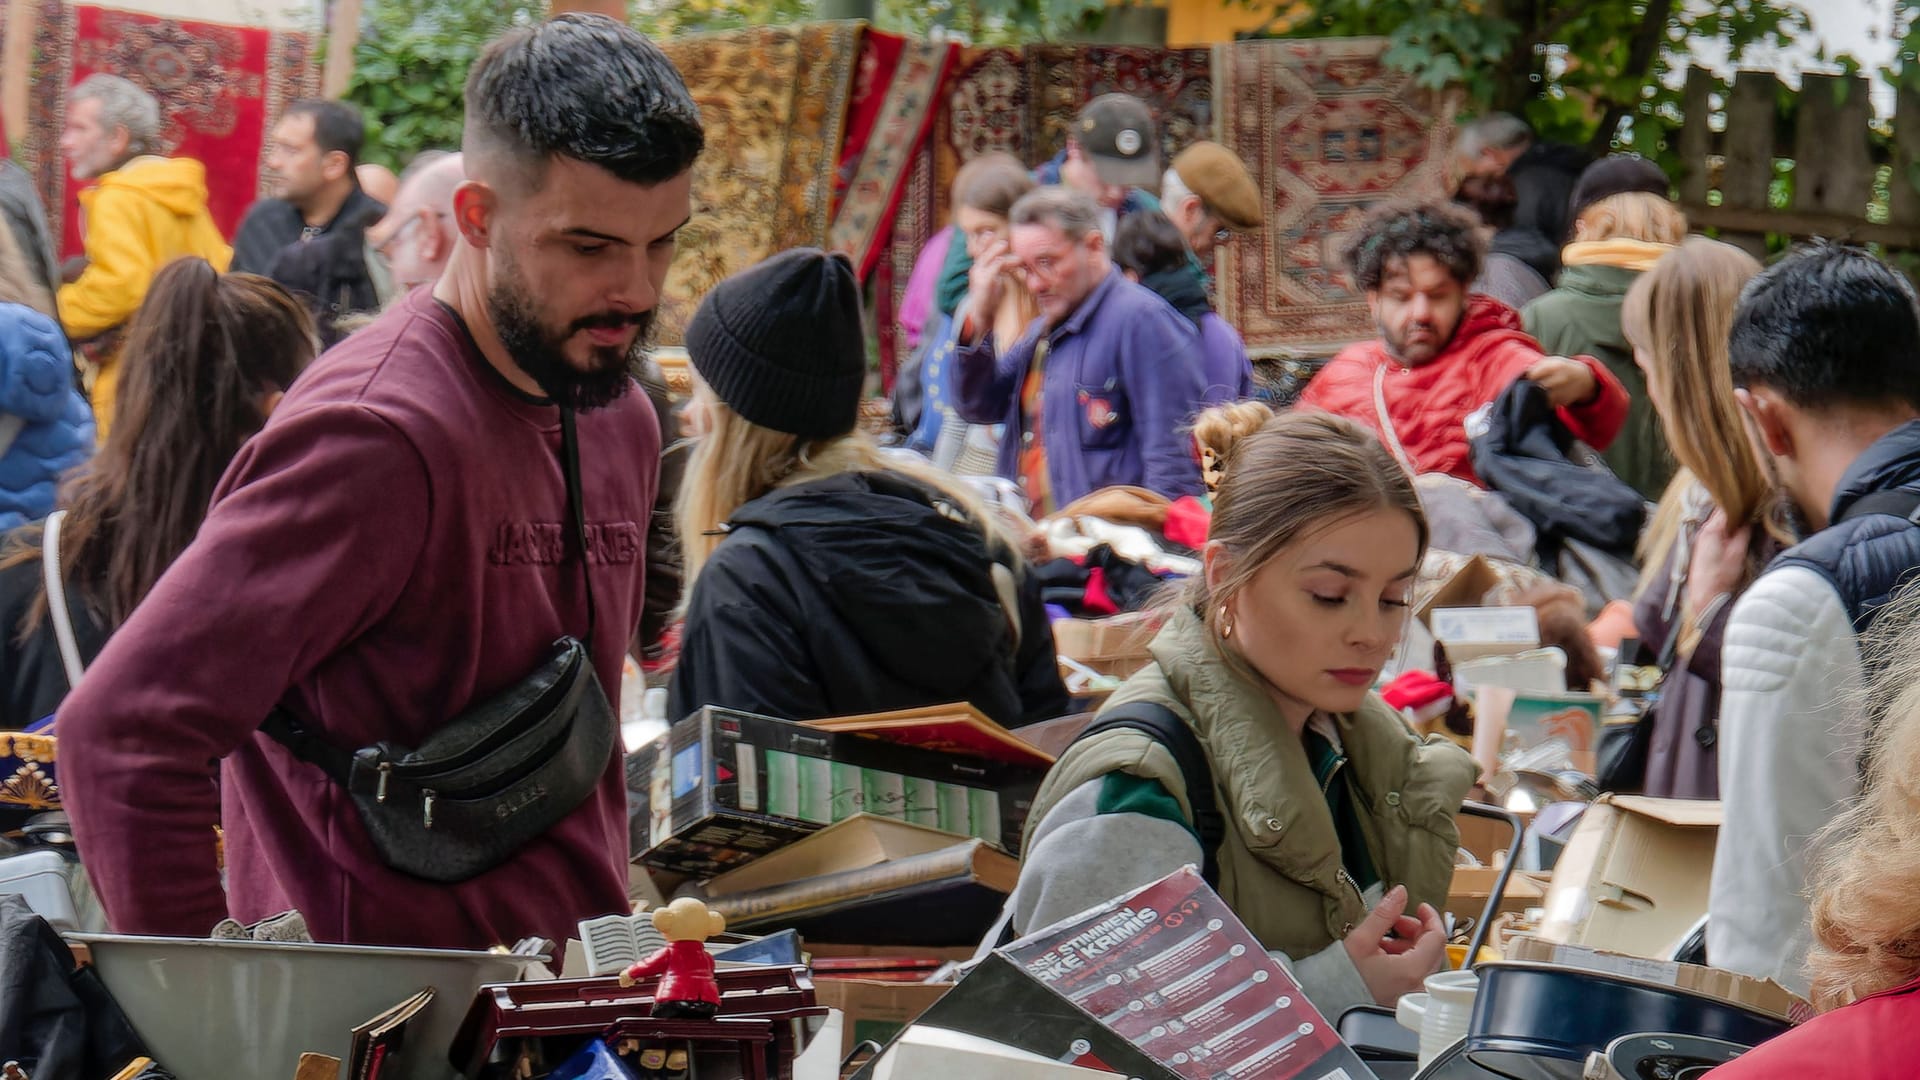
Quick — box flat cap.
[1172,141,1262,231]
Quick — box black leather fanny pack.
[260,406,615,883]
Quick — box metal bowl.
[1460,962,1788,1080]
[72,933,545,1080]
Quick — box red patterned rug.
[1212,38,1459,356]
[829,28,956,281]
[876,139,937,388]
[657,22,861,345]
[1,2,318,258]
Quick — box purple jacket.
[1197,311,1254,405]
[954,268,1206,505]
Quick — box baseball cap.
[1075,94,1160,189]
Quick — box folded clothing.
[1034,544,1169,617]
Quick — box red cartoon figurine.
[619,897,726,1019]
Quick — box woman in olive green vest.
[1010,404,1479,1019]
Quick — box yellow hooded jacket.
[56,156,232,437]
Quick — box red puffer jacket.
[1297,295,1628,485]
[1705,976,1920,1078]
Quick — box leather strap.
[262,402,597,771]
[560,405,596,650]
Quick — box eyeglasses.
[374,211,450,256]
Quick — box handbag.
[259,406,615,883]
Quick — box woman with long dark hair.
[0,257,316,727]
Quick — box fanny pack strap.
[261,403,597,779]
[559,404,595,652]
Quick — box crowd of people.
[4,11,1920,1070]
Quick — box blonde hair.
[1575,191,1689,246]
[1624,238,1787,587]
[675,382,1002,584]
[1808,584,1920,1008]
[1182,403,1428,641]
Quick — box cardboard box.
[1431,606,1541,665]
[1538,795,1721,959]
[1053,614,1158,679]
[814,978,954,1061]
[1448,867,1549,920]
[627,707,1045,876]
[1416,554,1504,624]
[1503,936,1811,1023]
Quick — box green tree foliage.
[341,0,544,171]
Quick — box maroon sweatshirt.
[59,290,657,950]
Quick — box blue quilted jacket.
[0,304,94,530]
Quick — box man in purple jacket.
[954,186,1205,513]
[58,15,703,953]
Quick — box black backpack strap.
[1837,489,1920,527]
[1074,702,1225,887]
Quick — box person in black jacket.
[667,247,1068,729]
[0,260,316,728]
[230,100,386,277]
[267,197,385,348]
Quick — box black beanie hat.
[1567,155,1671,229]
[685,247,867,439]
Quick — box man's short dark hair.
[284,99,367,169]
[1343,201,1487,293]
[1113,210,1190,278]
[1728,243,1920,411]
[463,14,704,191]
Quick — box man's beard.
[489,270,649,411]
[1381,314,1454,367]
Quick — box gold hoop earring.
[1219,605,1234,639]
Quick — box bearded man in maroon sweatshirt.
[58,15,704,952]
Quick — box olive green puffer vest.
[1024,608,1478,959]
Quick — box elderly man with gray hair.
[953,185,1207,509]
[56,73,230,436]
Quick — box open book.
[803,702,1055,768]
[577,912,670,978]
[347,987,434,1080]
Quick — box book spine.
[709,841,986,923]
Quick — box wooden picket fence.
[1677,65,1920,256]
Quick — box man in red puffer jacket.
[1298,200,1627,485]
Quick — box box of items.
[1538,795,1721,959]
[628,707,1045,876]
[1503,936,1811,1022]
[1431,605,1541,666]
[1448,867,1550,920]
[1053,613,1159,679]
